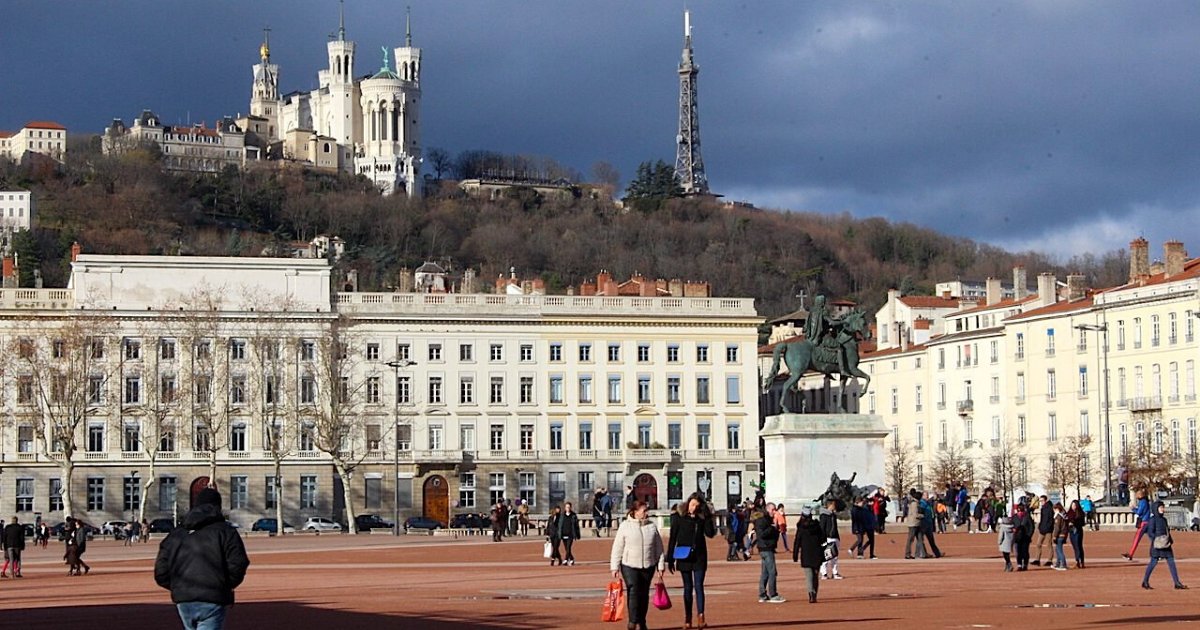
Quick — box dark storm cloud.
[2,1,1198,255]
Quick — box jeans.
[176,602,228,630]
[562,538,575,563]
[1054,539,1067,568]
[1069,527,1085,565]
[758,550,778,598]
[905,527,927,558]
[1144,555,1181,585]
[681,568,706,617]
[620,565,654,626]
[802,566,819,598]
[925,530,943,558]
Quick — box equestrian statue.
[760,296,872,413]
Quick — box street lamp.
[129,469,139,527]
[1075,323,1113,504]
[387,359,416,536]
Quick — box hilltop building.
[104,111,249,173]
[0,121,67,163]
[0,190,34,252]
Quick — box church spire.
[259,27,271,62]
[338,0,346,41]
[405,5,412,47]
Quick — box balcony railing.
[1129,396,1163,412]
[956,399,974,414]
[16,452,36,462]
[335,292,758,318]
[990,395,1000,404]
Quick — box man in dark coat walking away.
[155,488,249,630]
[792,507,826,603]
[1033,495,1054,566]
[1,515,26,578]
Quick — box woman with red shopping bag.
[610,501,666,630]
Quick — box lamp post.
[1075,323,1113,504]
[129,469,139,527]
[387,359,416,536]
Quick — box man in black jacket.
[751,503,785,603]
[1032,495,1054,567]
[558,502,582,566]
[155,488,249,630]
[792,507,825,603]
[1,515,25,578]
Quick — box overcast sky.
[3,1,1199,258]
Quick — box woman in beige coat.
[610,501,666,630]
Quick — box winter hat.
[196,487,222,509]
[801,506,813,517]
[1154,501,1165,510]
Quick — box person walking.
[592,489,609,537]
[546,506,563,566]
[1,516,25,578]
[517,500,531,537]
[1033,495,1054,567]
[1012,502,1034,571]
[154,487,250,630]
[610,501,666,630]
[818,498,843,578]
[1123,489,1153,560]
[1081,495,1098,531]
[1066,499,1087,569]
[1051,503,1069,571]
[37,521,50,549]
[792,507,825,603]
[667,493,717,629]
[490,500,507,542]
[903,490,927,559]
[773,504,790,552]
[997,511,1015,572]
[558,502,581,566]
[68,518,90,576]
[751,503,785,603]
[124,521,135,547]
[920,493,944,559]
[1141,501,1188,590]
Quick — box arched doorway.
[633,473,658,510]
[422,475,449,526]
[189,477,211,509]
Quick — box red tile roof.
[0,131,12,139]
[953,295,1038,316]
[1110,257,1200,291]
[899,295,960,309]
[24,121,66,130]
[1006,294,1095,321]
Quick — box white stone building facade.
[0,121,67,163]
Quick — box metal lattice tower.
[675,10,709,196]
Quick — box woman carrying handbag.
[1142,501,1187,590]
[667,493,717,630]
[610,501,666,630]
[546,506,563,566]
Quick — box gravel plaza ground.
[0,527,1195,629]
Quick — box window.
[298,423,314,452]
[300,475,317,508]
[428,343,442,361]
[608,422,622,450]
[396,375,411,404]
[230,376,246,405]
[637,422,652,448]
[458,424,475,452]
[668,422,682,449]
[1079,366,1088,397]
[916,423,925,449]
[49,478,63,512]
[159,476,177,511]
[549,343,563,362]
[578,375,593,403]
[194,423,212,451]
[87,477,105,511]
[395,342,410,362]
[124,338,142,360]
[489,376,504,404]
[990,340,999,363]
[578,343,592,362]
[366,342,380,361]
[608,375,622,403]
[727,423,741,450]
[90,338,106,360]
[519,344,534,362]
[890,387,899,414]
[696,344,709,363]
[1046,369,1056,400]
[1045,328,1055,355]
[395,424,412,452]
[578,472,595,500]
[230,476,248,509]
[726,375,741,404]
[459,376,474,404]
[459,343,473,362]
[230,339,246,360]
[429,376,443,404]
[726,345,739,363]
[489,425,505,451]
[637,343,650,362]
[1151,315,1160,346]
[519,426,535,452]
[1133,317,1143,348]
[428,424,443,450]
[519,376,534,404]
[608,343,621,362]
[697,423,711,449]
[124,376,142,405]
[87,424,104,452]
[914,384,923,411]
[122,423,140,452]
[550,423,564,450]
[365,477,382,509]
[17,425,33,453]
[16,478,34,512]
[489,473,506,505]
[579,422,593,450]
[667,344,679,363]
[1015,333,1025,359]
[459,472,477,508]
[549,375,564,403]
[696,376,710,404]
[366,376,381,404]
[297,376,316,405]
[667,376,681,403]
[1018,415,1027,444]
[230,423,247,452]
[89,375,104,404]
[490,343,504,362]
[1048,413,1058,442]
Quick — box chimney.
[1,255,15,288]
[668,279,683,297]
[1164,240,1186,278]
[71,241,82,262]
[397,267,413,293]
[579,282,596,296]
[1066,274,1086,302]
[1037,272,1057,306]
[1129,237,1150,284]
[1013,266,1027,299]
[985,277,1001,306]
[462,268,477,294]
[596,270,612,289]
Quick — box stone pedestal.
[760,413,889,509]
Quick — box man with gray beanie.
[155,487,250,630]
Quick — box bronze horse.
[761,310,872,413]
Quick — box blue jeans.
[176,602,228,630]
[681,568,706,617]
[1069,527,1084,564]
[758,550,778,598]
[1144,555,1181,585]
[1054,539,1067,568]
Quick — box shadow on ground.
[1094,615,1200,625]
[1,601,555,629]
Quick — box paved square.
[0,529,1194,629]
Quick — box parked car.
[450,513,487,529]
[403,516,445,531]
[50,521,99,541]
[100,520,129,536]
[250,518,296,534]
[354,514,394,532]
[303,517,343,532]
[148,518,177,533]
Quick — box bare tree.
[1045,435,1096,501]
[886,441,917,499]
[932,442,972,491]
[169,286,233,485]
[1123,429,1179,495]
[3,314,117,519]
[987,434,1025,503]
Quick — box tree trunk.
[60,459,75,520]
[140,457,157,524]
[208,453,218,488]
[333,459,358,534]
[274,459,284,538]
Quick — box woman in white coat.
[610,501,666,630]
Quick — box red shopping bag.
[652,581,672,610]
[601,580,626,622]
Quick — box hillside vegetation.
[0,140,1128,318]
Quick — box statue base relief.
[760,413,889,510]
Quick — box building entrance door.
[423,475,449,525]
[633,473,658,510]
